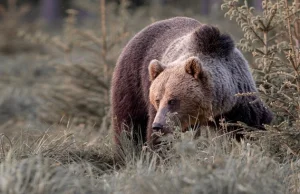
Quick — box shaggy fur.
[192,25,235,57]
[111,17,273,146]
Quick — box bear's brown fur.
[111,17,273,146]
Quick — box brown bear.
[111,17,273,146]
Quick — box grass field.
[0,126,298,194]
[0,0,299,193]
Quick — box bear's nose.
[152,123,164,131]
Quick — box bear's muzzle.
[152,123,164,131]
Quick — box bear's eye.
[168,99,177,106]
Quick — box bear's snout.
[152,123,164,131]
[153,107,169,133]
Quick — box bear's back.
[116,17,201,71]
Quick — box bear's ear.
[149,59,165,81]
[185,57,202,79]
[192,25,235,57]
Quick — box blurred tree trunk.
[253,0,262,11]
[40,0,61,24]
[200,0,211,15]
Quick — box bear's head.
[148,57,213,134]
[148,25,235,135]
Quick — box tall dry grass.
[0,126,298,194]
